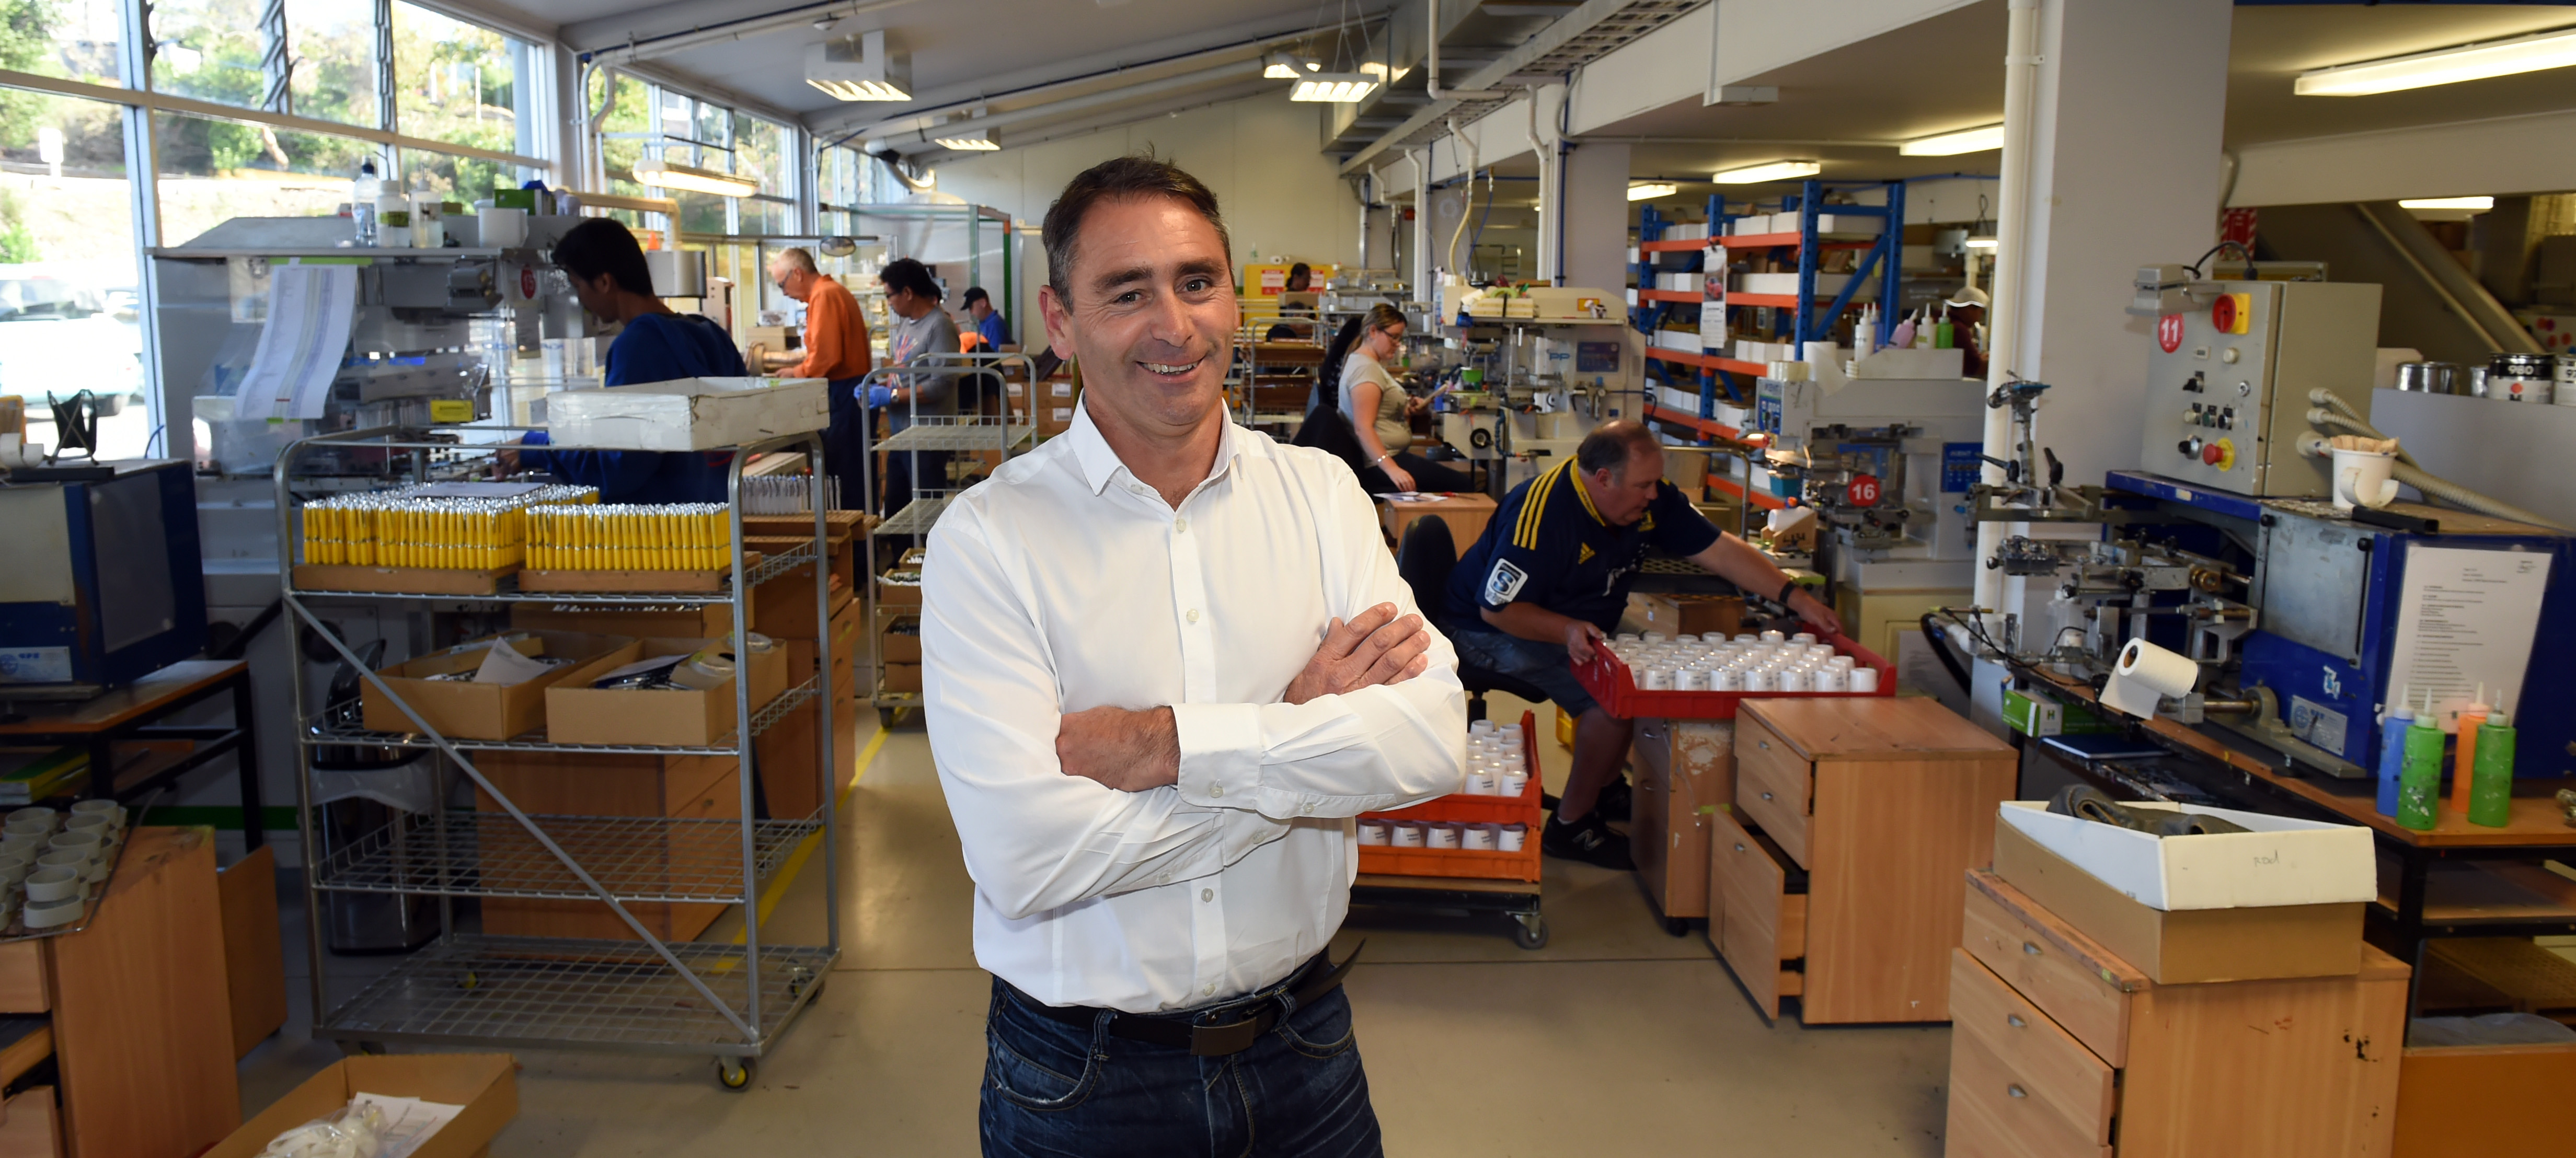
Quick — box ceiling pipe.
[1973,0,2043,632]
[578,0,917,67]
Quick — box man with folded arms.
[923,155,1464,1156]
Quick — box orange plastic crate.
[1355,710,1544,883]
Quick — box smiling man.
[921,155,1465,1156]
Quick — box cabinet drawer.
[1951,949,2115,1145]
[1947,1030,2114,1158]
[0,942,45,1013]
[1962,882,2132,1068]
[1709,807,1806,1019]
[1734,719,1811,867]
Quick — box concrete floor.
[239,691,1953,1155]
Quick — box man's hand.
[1562,619,1608,665]
[1786,588,1843,638]
[1056,705,1179,792]
[1283,603,1432,704]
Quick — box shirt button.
[1174,516,1189,533]
[1210,784,1224,797]
[1204,983,1217,996]
[1201,888,1214,902]
[1186,608,1201,624]
[1302,803,1315,815]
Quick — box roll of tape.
[2101,638,2198,718]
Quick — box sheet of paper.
[2384,544,2553,728]
[470,636,556,686]
[347,1092,465,1158]
[233,264,357,421]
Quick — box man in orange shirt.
[770,247,872,510]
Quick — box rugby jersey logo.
[1485,560,1529,605]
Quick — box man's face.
[769,262,809,302]
[1038,195,1236,435]
[882,284,926,319]
[1584,448,1664,526]
[568,271,617,321]
[968,298,992,321]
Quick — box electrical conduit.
[1972,0,2043,638]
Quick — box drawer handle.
[2007,1014,2027,1029]
[2007,1084,2027,1099]
[1733,842,1746,853]
[1757,740,1770,750]
[1760,791,1774,801]
[2022,941,2043,957]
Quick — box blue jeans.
[980,970,1383,1157]
[1448,624,1599,717]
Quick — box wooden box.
[1711,697,2014,1023]
[1630,718,1731,922]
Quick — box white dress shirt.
[922,399,1466,1013]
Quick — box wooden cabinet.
[1629,719,1731,922]
[1709,698,2015,1024]
[1949,871,2407,1158]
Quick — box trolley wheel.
[787,965,822,1000]
[349,1040,387,1057]
[1660,914,1690,939]
[457,970,480,991]
[1512,913,1550,951]
[716,1058,755,1090]
[877,707,901,728]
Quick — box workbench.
[0,661,264,849]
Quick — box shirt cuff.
[1170,702,1262,808]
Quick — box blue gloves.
[862,385,895,409]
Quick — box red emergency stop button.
[2202,437,2236,471]
[2211,292,2251,335]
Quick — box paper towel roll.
[2100,639,2197,719]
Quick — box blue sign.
[1941,442,1983,493]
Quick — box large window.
[286,0,377,128]
[5,0,124,87]
[393,1,535,157]
[153,110,366,243]
[589,68,800,239]
[0,87,144,455]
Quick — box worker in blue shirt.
[962,285,1010,350]
[1444,421,1841,868]
[513,218,749,503]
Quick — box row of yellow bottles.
[525,504,736,571]
[299,483,597,569]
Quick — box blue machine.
[2106,471,2573,780]
[0,459,208,694]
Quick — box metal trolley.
[275,426,840,1089]
[861,355,1039,726]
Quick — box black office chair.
[1396,515,1549,723]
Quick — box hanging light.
[2398,196,2494,212]
[935,129,999,152]
[1263,51,1309,79]
[1627,182,1680,201]
[1710,160,1821,184]
[806,30,912,101]
[2296,27,2576,96]
[631,156,758,198]
[1899,123,2004,156]
[1291,73,1378,102]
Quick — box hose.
[1920,611,1973,692]
[2300,392,2569,530]
[1445,119,1476,277]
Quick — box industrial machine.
[1427,292,1646,495]
[1954,263,2570,779]
[0,459,208,696]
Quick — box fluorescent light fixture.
[1263,51,1305,79]
[1964,235,1998,250]
[806,30,912,101]
[1627,182,1680,201]
[1900,123,2004,156]
[630,156,758,198]
[2399,195,2494,212]
[1291,73,1378,102]
[1710,160,1821,184]
[2295,27,2576,96]
[935,129,999,151]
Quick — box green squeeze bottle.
[2396,689,2445,831]
[2468,711,2516,828]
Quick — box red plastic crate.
[1571,633,1895,721]
[1355,710,1544,883]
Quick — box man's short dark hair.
[1576,420,1663,479]
[553,218,653,297]
[880,257,939,302]
[961,286,991,308]
[1042,153,1232,300]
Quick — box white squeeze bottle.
[352,156,383,246]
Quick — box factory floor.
[237,691,1953,1156]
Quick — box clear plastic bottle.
[351,156,382,246]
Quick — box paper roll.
[2100,639,2197,718]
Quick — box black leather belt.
[1008,944,1362,1057]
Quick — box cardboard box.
[1996,800,2376,911]
[205,1054,518,1158]
[544,638,791,747]
[785,597,863,687]
[876,568,923,608]
[751,564,854,638]
[1992,819,2363,984]
[360,631,628,740]
[1626,592,1743,639]
[881,616,921,662]
[544,376,829,450]
[882,662,922,693]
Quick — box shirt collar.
[1066,393,1252,497]
[1563,462,1607,526]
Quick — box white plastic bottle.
[351,156,382,246]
